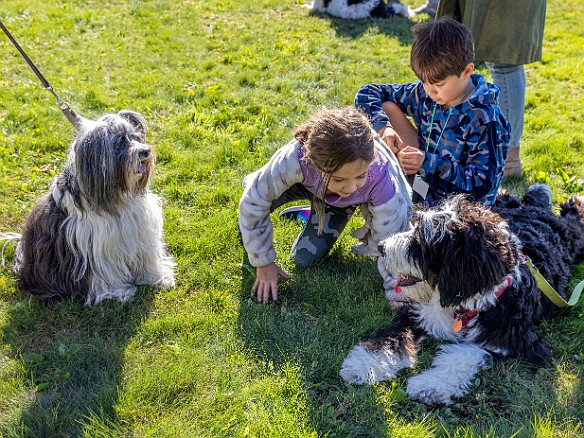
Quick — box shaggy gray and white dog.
[340,184,584,405]
[302,0,413,19]
[1,110,175,306]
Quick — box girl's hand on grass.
[253,263,291,304]
[398,146,425,174]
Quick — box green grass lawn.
[1,0,583,436]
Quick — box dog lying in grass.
[1,110,175,306]
[340,184,584,405]
[302,0,414,19]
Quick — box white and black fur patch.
[1,110,175,306]
[302,0,413,19]
[340,185,584,404]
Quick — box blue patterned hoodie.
[355,74,511,206]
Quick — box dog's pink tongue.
[395,274,402,294]
[139,163,146,173]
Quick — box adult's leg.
[487,62,525,176]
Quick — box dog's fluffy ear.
[118,110,147,141]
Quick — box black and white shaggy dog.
[0,110,175,306]
[302,0,413,19]
[340,184,584,405]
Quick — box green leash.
[525,257,584,308]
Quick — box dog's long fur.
[340,184,584,405]
[1,110,175,306]
[302,0,413,19]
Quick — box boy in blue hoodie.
[355,17,510,206]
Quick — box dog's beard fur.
[340,185,584,405]
[12,110,175,306]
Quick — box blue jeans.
[486,63,525,150]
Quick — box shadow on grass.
[235,240,584,436]
[308,12,420,44]
[1,287,156,437]
[237,247,399,436]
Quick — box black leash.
[0,18,83,130]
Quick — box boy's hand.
[253,263,291,304]
[378,126,404,155]
[398,146,425,174]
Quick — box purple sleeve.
[368,164,396,207]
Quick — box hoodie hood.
[467,74,500,107]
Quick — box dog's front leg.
[406,343,492,405]
[340,305,425,385]
[136,250,176,289]
[87,277,138,306]
[133,195,176,289]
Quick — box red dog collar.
[452,277,513,332]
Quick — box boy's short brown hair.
[410,16,474,84]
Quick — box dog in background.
[0,110,175,306]
[302,0,414,19]
[340,184,584,405]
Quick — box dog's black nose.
[378,244,385,255]
[139,149,151,160]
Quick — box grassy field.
[1,0,583,436]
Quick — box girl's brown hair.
[293,107,375,233]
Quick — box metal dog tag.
[452,317,463,332]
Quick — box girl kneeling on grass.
[238,107,412,304]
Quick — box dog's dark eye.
[113,135,128,151]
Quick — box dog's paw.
[89,285,137,306]
[406,373,462,405]
[405,343,491,405]
[340,345,403,385]
[340,345,386,385]
[160,262,176,288]
[407,384,455,406]
[117,287,137,302]
[136,273,174,289]
[160,274,175,289]
[138,261,175,289]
